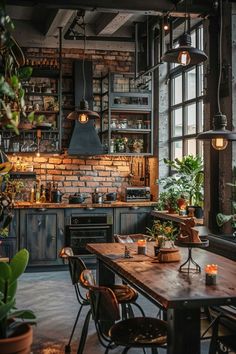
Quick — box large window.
[169,24,205,159]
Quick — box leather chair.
[87,284,167,354]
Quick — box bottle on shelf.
[35,184,41,203]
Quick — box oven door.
[66,224,112,255]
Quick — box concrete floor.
[16,270,212,354]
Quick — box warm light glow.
[163,23,169,31]
[36,151,40,157]
[205,264,218,275]
[79,113,89,123]
[137,239,147,247]
[177,50,191,66]
[211,138,228,150]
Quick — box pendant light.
[67,13,99,122]
[161,0,208,66]
[197,0,236,150]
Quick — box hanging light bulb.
[163,15,169,31]
[211,138,228,150]
[161,1,207,66]
[66,12,100,123]
[197,0,236,150]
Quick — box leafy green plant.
[0,4,33,132]
[161,155,204,206]
[0,249,36,339]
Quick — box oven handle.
[67,225,111,230]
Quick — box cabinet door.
[0,209,19,259]
[114,207,152,235]
[19,209,64,266]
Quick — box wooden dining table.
[86,242,236,354]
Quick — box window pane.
[191,31,196,48]
[198,65,204,96]
[198,26,203,50]
[172,108,182,137]
[186,103,196,134]
[186,139,196,156]
[173,75,182,104]
[172,140,183,160]
[198,100,204,132]
[186,68,196,100]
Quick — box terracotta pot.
[0,323,33,354]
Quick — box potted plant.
[162,155,204,218]
[0,248,36,353]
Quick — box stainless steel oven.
[65,213,113,264]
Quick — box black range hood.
[67,60,104,156]
[68,120,104,155]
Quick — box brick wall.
[10,47,157,201]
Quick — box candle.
[137,239,147,255]
[205,264,218,285]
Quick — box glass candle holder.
[205,264,218,285]
[137,239,147,255]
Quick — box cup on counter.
[137,239,147,255]
[205,264,218,285]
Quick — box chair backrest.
[59,246,74,258]
[80,269,96,289]
[68,256,87,285]
[89,285,120,323]
[114,233,149,243]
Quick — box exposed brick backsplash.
[10,153,147,202]
[16,47,157,202]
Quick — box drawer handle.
[35,208,47,212]
[130,206,139,210]
[85,207,95,211]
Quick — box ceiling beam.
[95,12,133,35]
[5,0,213,16]
[44,9,74,36]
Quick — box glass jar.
[111,119,117,129]
[137,120,143,129]
[120,118,128,129]
[110,139,115,153]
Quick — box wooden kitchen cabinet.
[19,208,64,266]
[114,206,153,235]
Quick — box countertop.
[14,201,158,209]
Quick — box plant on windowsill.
[0,248,36,353]
[157,155,204,218]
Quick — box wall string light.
[197,0,236,150]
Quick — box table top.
[87,242,236,310]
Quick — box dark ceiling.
[5,0,218,43]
